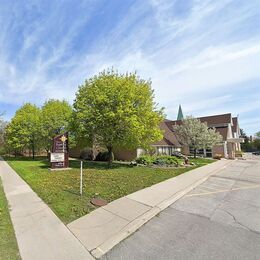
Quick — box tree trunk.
[46,149,50,160]
[203,148,207,157]
[107,145,114,166]
[194,148,197,158]
[32,144,35,159]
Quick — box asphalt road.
[103,156,260,260]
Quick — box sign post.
[50,132,69,169]
[80,161,83,196]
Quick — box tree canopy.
[6,103,41,158]
[73,69,164,162]
[174,116,222,158]
[241,129,260,152]
[41,99,73,151]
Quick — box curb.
[90,159,233,258]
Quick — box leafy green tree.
[254,139,260,150]
[240,129,253,151]
[41,99,73,152]
[73,69,164,163]
[174,116,222,158]
[6,103,42,158]
[256,131,260,138]
[240,128,247,137]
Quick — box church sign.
[51,132,69,169]
[50,153,65,163]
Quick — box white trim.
[224,141,228,158]
[227,138,244,143]
[151,145,180,147]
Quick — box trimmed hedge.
[136,155,179,167]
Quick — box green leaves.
[5,100,73,157]
[5,69,164,160]
[73,69,164,156]
[6,103,41,157]
[41,99,73,150]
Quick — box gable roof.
[154,113,238,146]
[198,113,232,126]
[215,127,228,141]
[153,120,181,147]
[164,113,235,143]
[232,117,238,131]
[232,117,241,137]
[171,113,232,126]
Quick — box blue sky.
[0,0,260,135]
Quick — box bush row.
[136,155,180,167]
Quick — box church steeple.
[177,105,184,121]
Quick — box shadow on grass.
[3,156,48,162]
[63,189,81,196]
[70,160,134,170]
[4,156,134,171]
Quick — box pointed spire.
[177,105,184,121]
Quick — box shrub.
[235,151,243,157]
[213,154,222,160]
[136,155,179,166]
[0,146,6,155]
[153,155,179,166]
[135,155,155,165]
[79,148,94,160]
[95,151,110,161]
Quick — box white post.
[80,161,83,196]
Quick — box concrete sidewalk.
[0,158,93,260]
[103,158,260,260]
[68,159,232,258]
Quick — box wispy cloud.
[0,0,259,134]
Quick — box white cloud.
[0,0,260,135]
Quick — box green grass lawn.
[0,178,21,260]
[188,157,217,165]
[5,157,215,224]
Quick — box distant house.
[114,112,244,160]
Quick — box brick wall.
[212,145,225,158]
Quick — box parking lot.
[103,156,260,260]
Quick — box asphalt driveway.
[103,156,260,260]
